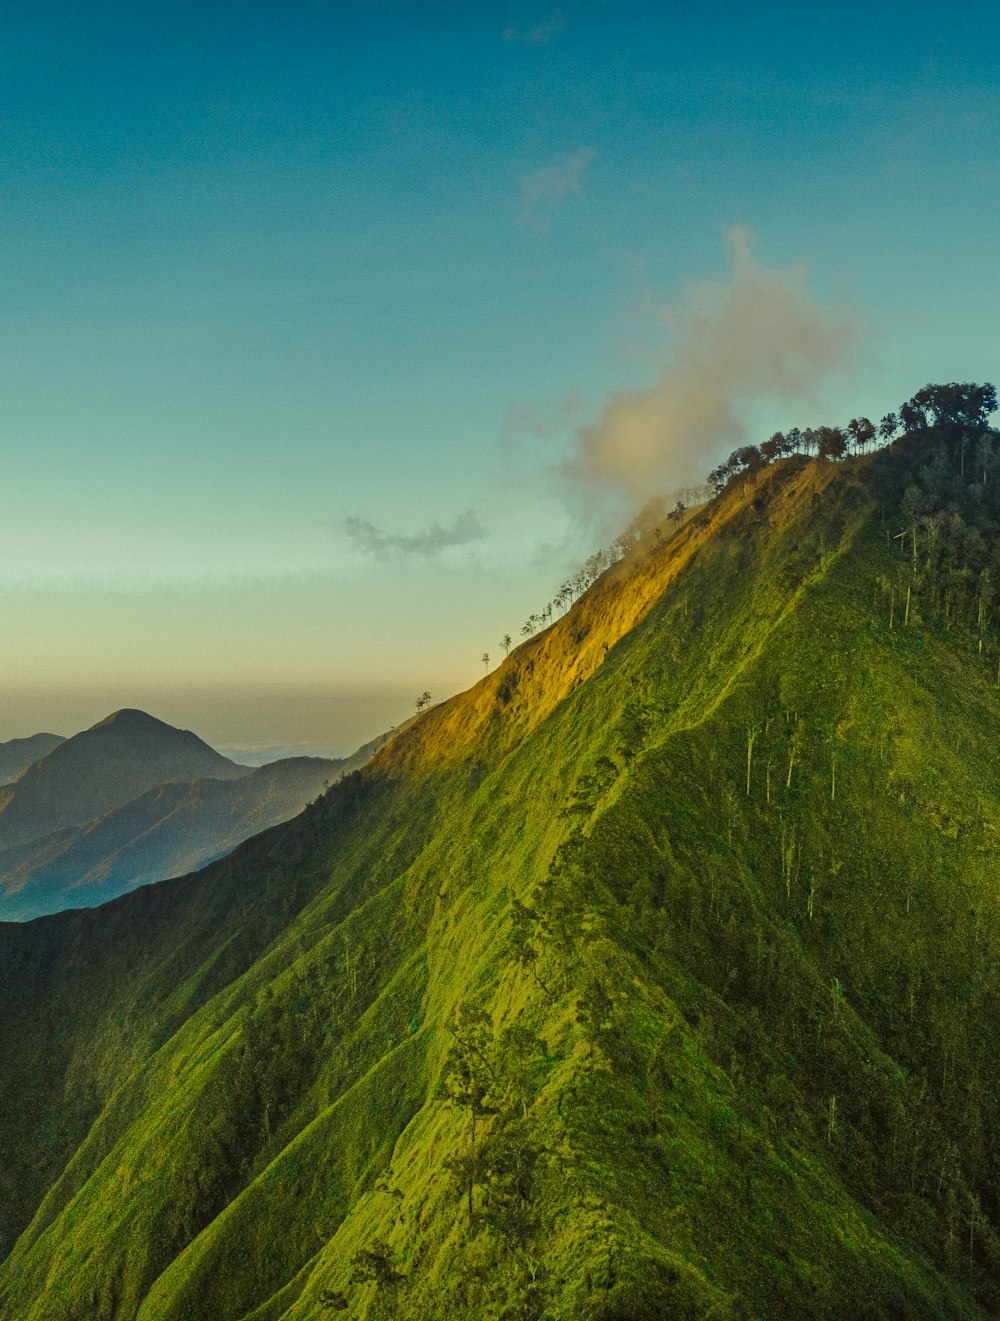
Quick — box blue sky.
[2,1,998,752]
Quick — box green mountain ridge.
[2,432,999,1318]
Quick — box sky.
[2,0,998,755]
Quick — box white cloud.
[518,146,595,233]
[503,11,565,45]
[565,227,862,502]
[344,511,487,557]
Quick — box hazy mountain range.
[0,708,385,921]
[1,420,999,1317]
[0,732,66,785]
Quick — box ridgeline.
[2,405,1000,1319]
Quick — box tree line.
[464,383,996,689]
[707,382,997,494]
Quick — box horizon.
[0,681,445,762]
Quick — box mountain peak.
[90,709,178,733]
[0,710,249,847]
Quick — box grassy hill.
[1,433,999,1319]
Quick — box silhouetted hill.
[0,709,248,847]
[1,426,999,1317]
[0,733,65,785]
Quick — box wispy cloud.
[344,511,487,557]
[565,227,861,502]
[503,11,565,45]
[519,146,595,233]
[502,392,585,440]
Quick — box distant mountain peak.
[90,709,181,733]
[0,709,250,849]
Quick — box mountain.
[0,708,249,847]
[0,725,392,922]
[0,732,65,785]
[1,428,999,1318]
[0,758,334,921]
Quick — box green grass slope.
[1,439,999,1319]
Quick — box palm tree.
[481,652,490,670]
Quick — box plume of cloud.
[566,227,861,501]
[519,146,594,233]
[504,11,565,44]
[344,511,487,557]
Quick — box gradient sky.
[2,1,998,754]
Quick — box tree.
[707,445,763,493]
[439,1002,499,1223]
[501,633,512,656]
[576,976,614,1060]
[908,382,997,430]
[847,417,876,452]
[415,691,432,713]
[478,1118,542,1251]
[350,1242,406,1319]
[481,652,490,670]
[760,432,784,463]
[816,426,847,461]
[976,433,995,485]
[879,412,899,443]
[899,397,930,431]
[707,462,730,494]
[506,899,551,997]
[319,1290,349,1311]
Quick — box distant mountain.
[0,758,336,921]
[0,708,248,847]
[0,733,65,785]
[0,721,392,922]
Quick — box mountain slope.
[0,709,249,847]
[1,437,999,1319]
[0,733,65,785]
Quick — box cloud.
[344,511,487,557]
[519,146,595,233]
[565,227,861,502]
[504,11,565,44]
